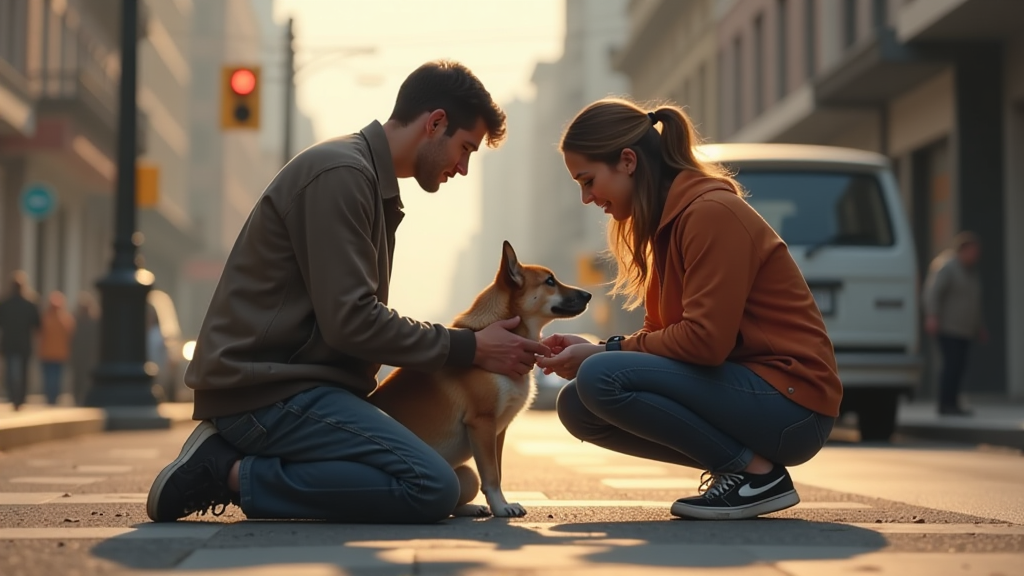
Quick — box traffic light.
[221,65,261,129]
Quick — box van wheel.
[857,391,899,442]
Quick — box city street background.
[1,0,1024,574]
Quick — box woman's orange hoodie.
[619,171,843,417]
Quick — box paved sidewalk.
[895,400,1024,450]
[1,410,1022,575]
[0,398,194,452]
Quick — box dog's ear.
[497,240,524,288]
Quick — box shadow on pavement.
[90,516,887,573]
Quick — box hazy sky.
[273,0,566,322]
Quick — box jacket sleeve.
[621,200,760,365]
[922,258,951,317]
[283,166,475,370]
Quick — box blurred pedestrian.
[923,231,984,416]
[70,291,101,406]
[537,99,842,520]
[0,271,41,410]
[38,291,75,405]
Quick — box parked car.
[146,289,192,402]
[698,143,921,441]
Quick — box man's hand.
[539,333,593,356]
[474,317,552,379]
[925,315,940,335]
[535,343,604,381]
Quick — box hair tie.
[647,111,658,125]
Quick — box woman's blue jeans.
[557,352,835,473]
[211,386,460,523]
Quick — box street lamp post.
[84,0,169,430]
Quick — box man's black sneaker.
[147,421,241,522]
[670,466,800,520]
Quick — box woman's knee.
[574,353,625,409]
[555,381,590,439]
[555,380,610,443]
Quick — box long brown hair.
[560,98,741,310]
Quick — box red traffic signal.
[230,68,257,96]
[222,65,261,129]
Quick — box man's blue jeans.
[211,386,460,523]
[557,352,835,473]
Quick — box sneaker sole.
[146,421,219,522]
[670,490,800,520]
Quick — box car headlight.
[182,340,196,362]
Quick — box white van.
[698,143,921,441]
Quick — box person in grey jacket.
[0,271,41,411]
[923,231,985,416]
[147,60,551,524]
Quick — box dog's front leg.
[466,416,525,517]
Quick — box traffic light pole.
[85,0,168,430]
[283,17,294,166]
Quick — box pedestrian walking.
[537,99,843,520]
[0,271,41,410]
[923,231,985,416]
[70,291,101,406]
[38,291,75,405]
[147,60,548,524]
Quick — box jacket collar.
[360,120,401,200]
[656,170,739,233]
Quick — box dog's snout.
[578,290,592,303]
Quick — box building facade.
[470,0,639,339]
[617,0,1024,399]
[179,0,315,338]
[0,0,126,304]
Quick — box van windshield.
[736,171,894,248]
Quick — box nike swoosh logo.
[737,476,785,497]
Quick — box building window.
[733,35,743,130]
[777,0,788,100]
[873,0,887,30]
[844,0,857,48]
[805,0,816,80]
[754,14,764,116]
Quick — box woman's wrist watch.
[604,335,625,351]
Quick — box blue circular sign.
[20,183,57,220]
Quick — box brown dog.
[369,241,591,517]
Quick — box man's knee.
[410,458,461,522]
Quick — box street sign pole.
[84,0,168,429]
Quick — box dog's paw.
[452,504,492,517]
[492,502,527,518]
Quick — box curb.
[896,422,1024,451]
[0,403,195,452]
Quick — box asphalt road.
[1,409,1022,575]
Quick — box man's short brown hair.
[390,60,506,148]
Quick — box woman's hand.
[539,333,593,356]
[535,343,604,380]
